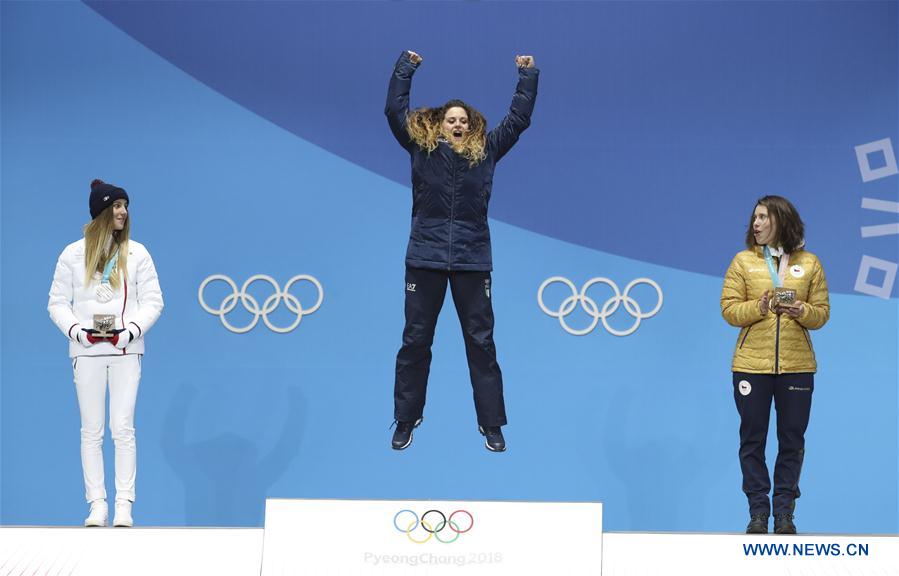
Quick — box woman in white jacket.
[48,179,164,527]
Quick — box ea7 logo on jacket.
[406,283,416,293]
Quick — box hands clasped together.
[76,326,133,349]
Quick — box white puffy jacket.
[48,239,164,357]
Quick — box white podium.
[260,498,604,575]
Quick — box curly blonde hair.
[406,99,487,166]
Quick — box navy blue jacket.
[386,52,539,271]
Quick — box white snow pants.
[73,354,140,503]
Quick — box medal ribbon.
[101,249,119,285]
[763,245,790,288]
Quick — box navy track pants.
[394,267,506,427]
[733,372,813,516]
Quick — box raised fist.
[515,55,535,69]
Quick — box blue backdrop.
[1,0,897,532]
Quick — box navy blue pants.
[733,372,813,516]
[394,267,506,427]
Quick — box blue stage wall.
[1,1,897,532]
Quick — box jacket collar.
[766,245,785,258]
[752,243,804,257]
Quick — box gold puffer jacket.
[721,247,830,374]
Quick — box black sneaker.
[774,514,796,534]
[478,426,506,452]
[746,514,769,534]
[391,418,421,450]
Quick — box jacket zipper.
[448,152,456,271]
[774,314,781,373]
[120,274,128,355]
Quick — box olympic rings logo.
[198,274,323,334]
[537,276,663,337]
[393,509,474,544]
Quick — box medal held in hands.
[92,314,117,339]
[772,287,797,313]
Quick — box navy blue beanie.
[89,179,129,220]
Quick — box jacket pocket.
[481,184,492,210]
[409,216,422,242]
[739,325,752,349]
[802,328,814,353]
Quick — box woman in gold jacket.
[721,195,829,535]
